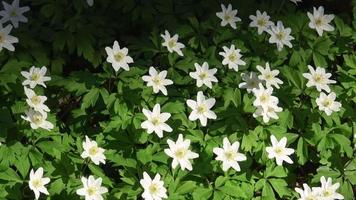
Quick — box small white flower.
[140,172,167,200]
[313,176,344,200]
[307,6,334,36]
[290,0,302,4]
[161,30,185,56]
[265,135,294,166]
[256,62,283,89]
[216,4,241,29]
[316,92,341,116]
[189,62,218,88]
[86,0,94,6]
[29,167,50,200]
[213,137,246,172]
[219,44,246,72]
[186,91,217,126]
[24,87,50,115]
[249,10,273,34]
[81,136,106,165]
[164,134,199,171]
[141,103,172,138]
[21,109,53,130]
[0,24,18,51]
[105,40,133,72]
[252,83,278,110]
[268,21,294,51]
[0,0,30,28]
[295,184,320,200]
[253,104,283,123]
[302,65,336,93]
[76,175,108,200]
[238,72,261,93]
[21,66,51,88]
[142,67,173,95]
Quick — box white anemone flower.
[316,92,341,116]
[29,167,50,200]
[164,134,199,171]
[161,30,185,56]
[186,91,216,126]
[313,176,344,200]
[105,40,134,72]
[256,62,283,89]
[268,21,294,51]
[140,172,167,200]
[0,0,30,28]
[302,65,336,93]
[249,10,273,34]
[216,4,241,29]
[21,109,53,130]
[238,72,262,93]
[21,66,51,88]
[80,136,106,165]
[219,44,246,72]
[265,135,294,166]
[142,67,173,95]
[76,175,108,200]
[24,87,50,115]
[0,24,18,51]
[141,103,172,138]
[307,6,334,36]
[189,62,218,88]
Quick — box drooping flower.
[249,10,273,34]
[21,66,51,88]
[140,172,167,200]
[21,109,54,130]
[186,91,216,126]
[29,167,50,200]
[307,6,334,36]
[81,136,106,165]
[164,134,199,171]
[189,62,218,88]
[295,184,320,200]
[313,176,344,200]
[141,103,172,138]
[268,21,294,51]
[76,175,108,200]
[161,30,185,56]
[213,137,247,172]
[256,62,283,89]
[216,4,241,29]
[0,24,18,51]
[142,67,173,95]
[302,65,336,93]
[265,135,294,166]
[24,87,50,115]
[219,44,246,72]
[0,0,30,28]
[238,72,262,93]
[253,103,283,123]
[252,83,278,110]
[105,40,133,72]
[316,92,341,116]
[86,0,94,6]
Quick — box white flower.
[0,24,18,51]
[24,87,50,115]
[265,135,294,166]
[249,10,273,34]
[256,62,283,89]
[164,134,199,171]
[316,92,341,116]
[268,21,294,51]
[213,137,246,172]
[21,66,51,88]
[302,65,336,93]
[140,172,167,200]
[290,0,302,4]
[252,83,278,110]
[253,104,283,123]
[307,6,334,36]
[219,44,246,72]
[189,62,218,88]
[216,4,241,29]
[29,167,50,200]
[142,67,173,95]
[313,176,344,200]
[161,30,185,56]
[81,136,106,165]
[238,72,261,93]
[76,175,108,200]
[295,184,320,200]
[0,0,30,28]
[86,0,94,6]
[141,103,172,138]
[186,91,217,126]
[105,40,133,72]
[21,109,53,130]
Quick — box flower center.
[315,17,323,26]
[31,96,41,105]
[265,73,273,80]
[323,189,332,197]
[87,186,97,196]
[152,76,161,85]
[224,150,236,161]
[10,10,17,17]
[31,73,41,81]
[175,148,187,159]
[151,117,160,126]
[322,99,332,107]
[199,72,208,80]
[114,52,124,62]
[224,14,231,21]
[149,183,159,194]
[33,114,43,125]
[257,19,266,26]
[89,146,98,156]
[313,74,324,83]
[274,147,283,155]
[276,32,285,40]
[260,94,269,103]
[168,40,176,48]
[197,105,206,114]
[32,179,42,188]
[228,53,237,61]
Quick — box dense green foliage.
[0,0,355,199]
